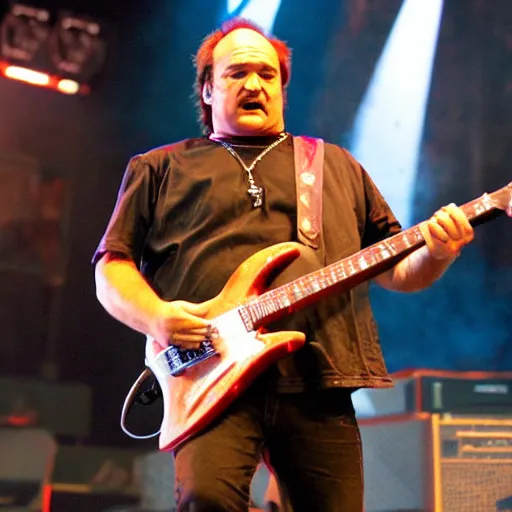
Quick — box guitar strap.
[293,136,325,257]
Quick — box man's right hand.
[152,300,212,351]
[95,255,213,351]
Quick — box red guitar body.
[146,242,307,452]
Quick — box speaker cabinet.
[42,445,143,512]
[0,428,56,509]
[361,414,512,512]
[43,484,139,512]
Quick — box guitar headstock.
[490,182,512,217]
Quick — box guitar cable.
[120,367,162,439]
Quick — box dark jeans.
[174,374,363,511]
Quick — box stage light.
[0,59,89,94]
[0,6,106,95]
[56,78,80,95]
[4,63,49,85]
[350,0,445,227]
[49,12,107,84]
[0,3,50,63]
[226,0,283,33]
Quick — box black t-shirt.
[94,135,299,302]
[93,134,401,391]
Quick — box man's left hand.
[419,203,474,260]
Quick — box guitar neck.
[242,184,511,328]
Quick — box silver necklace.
[213,132,288,208]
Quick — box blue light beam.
[227,0,283,33]
[350,0,444,227]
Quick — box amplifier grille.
[441,461,512,511]
[437,417,512,511]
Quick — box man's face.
[206,28,285,138]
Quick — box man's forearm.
[95,254,164,337]
[375,245,458,293]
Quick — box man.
[93,18,474,511]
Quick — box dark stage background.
[0,0,510,448]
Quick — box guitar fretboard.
[239,186,510,329]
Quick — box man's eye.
[260,73,275,80]
[231,71,246,79]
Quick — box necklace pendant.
[248,184,264,208]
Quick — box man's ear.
[202,83,212,105]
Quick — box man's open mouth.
[241,101,265,112]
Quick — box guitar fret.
[240,305,257,330]
[265,292,277,314]
[377,242,392,259]
[470,193,492,216]
[358,254,370,270]
[247,305,256,324]
[296,278,306,294]
[400,232,412,249]
[306,275,321,294]
[321,269,330,287]
[387,238,399,255]
[279,293,291,308]
[285,286,295,307]
[371,245,386,263]
[252,303,262,323]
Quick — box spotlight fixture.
[0,5,107,94]
[0,3,51,63]
[49,12,107,84]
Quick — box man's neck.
[209,132,286,143]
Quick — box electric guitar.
[145,183,512,452]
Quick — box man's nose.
[244,73,262,91]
